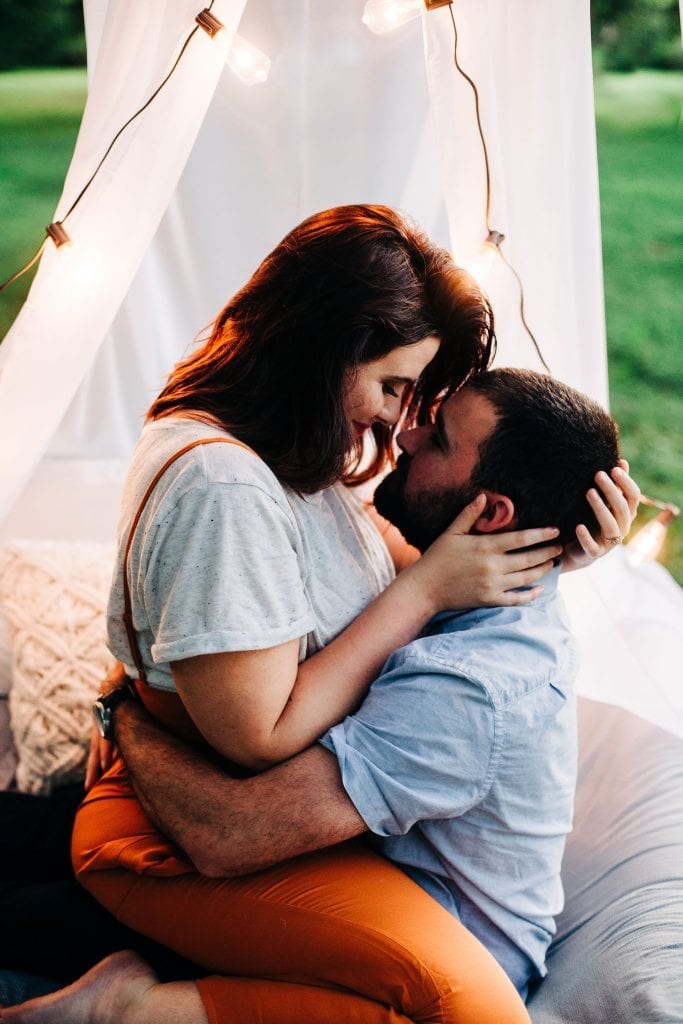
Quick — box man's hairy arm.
[113,700,367,878]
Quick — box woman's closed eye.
[383,382,400,398]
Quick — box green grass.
[594,70,683,582]
[0,67,681,582]
[0,68,87,335]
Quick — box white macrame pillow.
[0,540,116,794]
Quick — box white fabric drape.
[47,0,448,464]
[0,0,246,521]
[422,0,608,400]
[0,0,680,743]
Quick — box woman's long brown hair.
[148,205,495,492]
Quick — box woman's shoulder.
[134,417,283,497]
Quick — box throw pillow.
[0,541,116,794]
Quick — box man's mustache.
[393,452,411,478]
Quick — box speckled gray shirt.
[106,418,395,690]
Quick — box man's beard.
[373,454,479,553]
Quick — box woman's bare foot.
[0,950,158,1024]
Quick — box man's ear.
[474,492,516,533]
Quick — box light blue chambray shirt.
[320,565,577,994]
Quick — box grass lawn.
[0,68,87,335]
[0,67,681,582]
[593,70,683,583]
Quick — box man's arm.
[113,699,367,878]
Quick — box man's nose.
[397,425,426,455]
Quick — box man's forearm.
[114,701,366,877]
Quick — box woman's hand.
[85,725,118,791]
[563,459,640,572]
[413,494,563,610]
[83,661,128,790]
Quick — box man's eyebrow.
[434,406,451,452]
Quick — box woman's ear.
[474,492,516,533]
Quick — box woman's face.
[343,336,440,438]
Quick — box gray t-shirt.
[107,418,395,689]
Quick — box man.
[3,369,631,1024]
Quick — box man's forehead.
[440,387,498,440]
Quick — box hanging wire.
[447,4,552,375]
[0,1,218,294]
[0,240,47,293]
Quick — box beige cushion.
[0,541,115,794]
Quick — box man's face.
[374,388,499,551]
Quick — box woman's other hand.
[563,459,640,572]
[84,661,128,790]
[85,725,118,791]
[414,495,563,610]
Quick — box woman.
[1,206,635,1024]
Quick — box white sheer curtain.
[0,0,680,730]
[46,0,448,465]
[423,0,607,399]
[0,0,246,522]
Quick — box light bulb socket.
[424,0,453,9]
[486,230,505,248]
[655,507,679,528]
[196,9,225,38]
[45,222,72,248]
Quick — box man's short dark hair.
[467,368,621,543]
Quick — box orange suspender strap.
[122,436,255,686]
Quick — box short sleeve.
[320,648,498,837]
[143,479,314,663]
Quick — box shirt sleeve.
[143,479,314,664]
[320,648,499,837]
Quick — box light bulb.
[227,33,271,85]
[626,507,678,566]
[362,0,422,35]
[467,230,505,285]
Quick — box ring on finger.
[606,535,622,546]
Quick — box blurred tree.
[0,0,85,70]
[592,0,682,71]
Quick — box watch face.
[92,699,113,739]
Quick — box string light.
[362,0,453,36]
[0,4,270,295]
[438,6,551,374]
[197,11,271,85]
[195,8,226,39]
[227,33,271,85]
[626,497,681,566]
[468,229,505,284]
[362,0,422,35]
[45,222,72,249]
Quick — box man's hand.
[113,699,367,877]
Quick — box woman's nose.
[377,392,403,426]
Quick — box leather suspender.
[122,436,254,684]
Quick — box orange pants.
[72,759,530,1024]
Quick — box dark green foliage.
[0,0,86,70]
[592,0,682,71]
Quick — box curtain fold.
[422,0,608,401]
[0,0,245,522]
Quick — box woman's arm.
[172,495,562,771]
